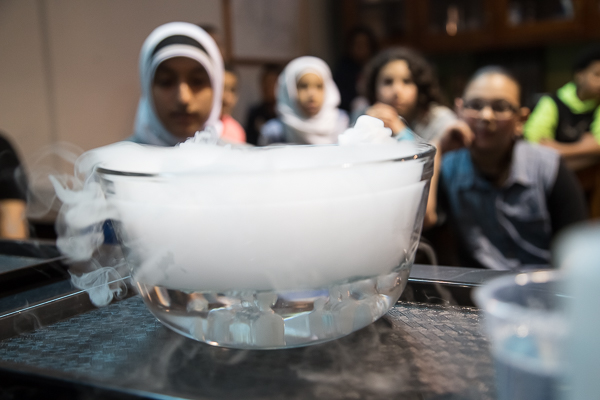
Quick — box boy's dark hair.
[261,63,283,82]
[467,66,520,89]
[345,26,379,56]
[224,62,237,75]
[465,66,522,104]
[362,47,445,112]
[573,45,600,73]
[197,24,218,35]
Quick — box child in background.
[245,64,282,145]
[129,22,223,146]
[525,45,600,171]
[362,47,457,142]
[260,56,349,146]
[361,47,451,227]
[438,67,587,270]
[220,64,246,143]
[333,26,379,113]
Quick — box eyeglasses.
[462,99,518,120]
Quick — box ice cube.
[254,312,285,347]
[207,308,235,343]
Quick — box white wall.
[0,0,54,163]
[0,0,222,164]
[0,0,333,180]
[308,0,334,66]
[44,0,222,151]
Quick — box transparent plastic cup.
[96,142,435,349]
[474,271,568,400]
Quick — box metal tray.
[0,241,86,341]
[0,239,66,295]
[0,251,507,399]
[0,296,496,400]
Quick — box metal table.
[0,242,504,399]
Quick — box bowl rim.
[94,142,437,178]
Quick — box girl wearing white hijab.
[130,22,224,146]
[260,56,349,145]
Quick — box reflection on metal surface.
[0,264,132,341]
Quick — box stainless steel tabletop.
[0,242,507,399]
[0,295,495,400]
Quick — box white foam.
[338,115,395,145]
[52,128,432,296]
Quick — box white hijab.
[277,56,343,144]
[132,22,223,146]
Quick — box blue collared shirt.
[440,140,560,270]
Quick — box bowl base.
[135,267,410,349]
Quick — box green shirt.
[524,81,600,144]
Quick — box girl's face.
[376,59,419,119]
[296,72,325,118]
[152,57,213,139]
[457,73,522,155]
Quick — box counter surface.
[0,295,495,400]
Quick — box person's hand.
[540,134,600,171]
[365,103,406,135]
[439,120,474,154]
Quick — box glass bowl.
[96,142,435,349]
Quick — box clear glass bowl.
[96,143,435,349]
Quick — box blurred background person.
[361,47,454,227]
[524,45,600,171]
[524,45,600,217]
[245,64,282,145]
[333,26,379,114]
[259,56,348,146]
[129,22,223,146]
[0,132,27,239]
[220,64,246,143]
[437,66,586,270]
[362,47,457,143]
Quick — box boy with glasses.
[436,66,586,270]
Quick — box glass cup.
[474,270,568,400]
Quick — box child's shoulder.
[441,148,472,180]
[516,140,559,161]
[442,147,470,166]
[261,118,284,134]
[260,118,286,145]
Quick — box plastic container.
[553,223,600,400]
[474,271,568,400]
[96,142,435,349]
